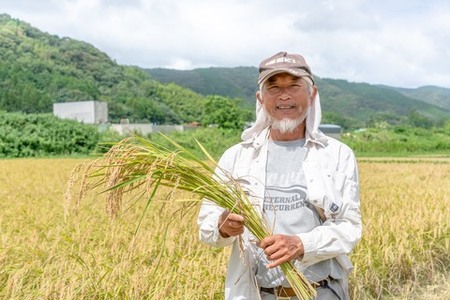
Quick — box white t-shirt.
[256,139,330,287]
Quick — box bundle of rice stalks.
[66,135,316,299]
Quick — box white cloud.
[1,0,450,88]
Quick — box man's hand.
[259,234,304,268]
[218,210,244,238]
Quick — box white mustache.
[262,106,310,134]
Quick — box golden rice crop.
[0,157,449,299]
[351,160,450,299]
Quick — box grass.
[0,158,449,299]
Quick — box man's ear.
[256,91,263,105]
[309,86,318,105]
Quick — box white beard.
[263,107,310,134]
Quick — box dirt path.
[358,156,450,164]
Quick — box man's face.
[257,73,316,126]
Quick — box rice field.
[0,158,449,299]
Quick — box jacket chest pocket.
[304,166,346,219]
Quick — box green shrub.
[342,125,450,156]
[0,111,99,157]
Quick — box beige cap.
[258,51,314,85]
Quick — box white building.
[53,101,108,124]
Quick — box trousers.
[260,278,346,300]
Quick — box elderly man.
[197,51,362,300]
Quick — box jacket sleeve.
[298,144,362,267]
[197,145,240,247]
[197,199,236,247]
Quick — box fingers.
[218,210,245,238]
[227,213,245,223]
[259,234,304,268]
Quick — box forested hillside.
[0,14,243,125]
[316,78,450,128]
[386,85,450,111]
[146,67,258,108]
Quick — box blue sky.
[2,0,450,88]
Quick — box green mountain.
[0,14,207,124]
[383,85,450,111]
[146,67,258,106]
[147,67,258,107]
[316,78,450,124]
[146,68,450,127]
